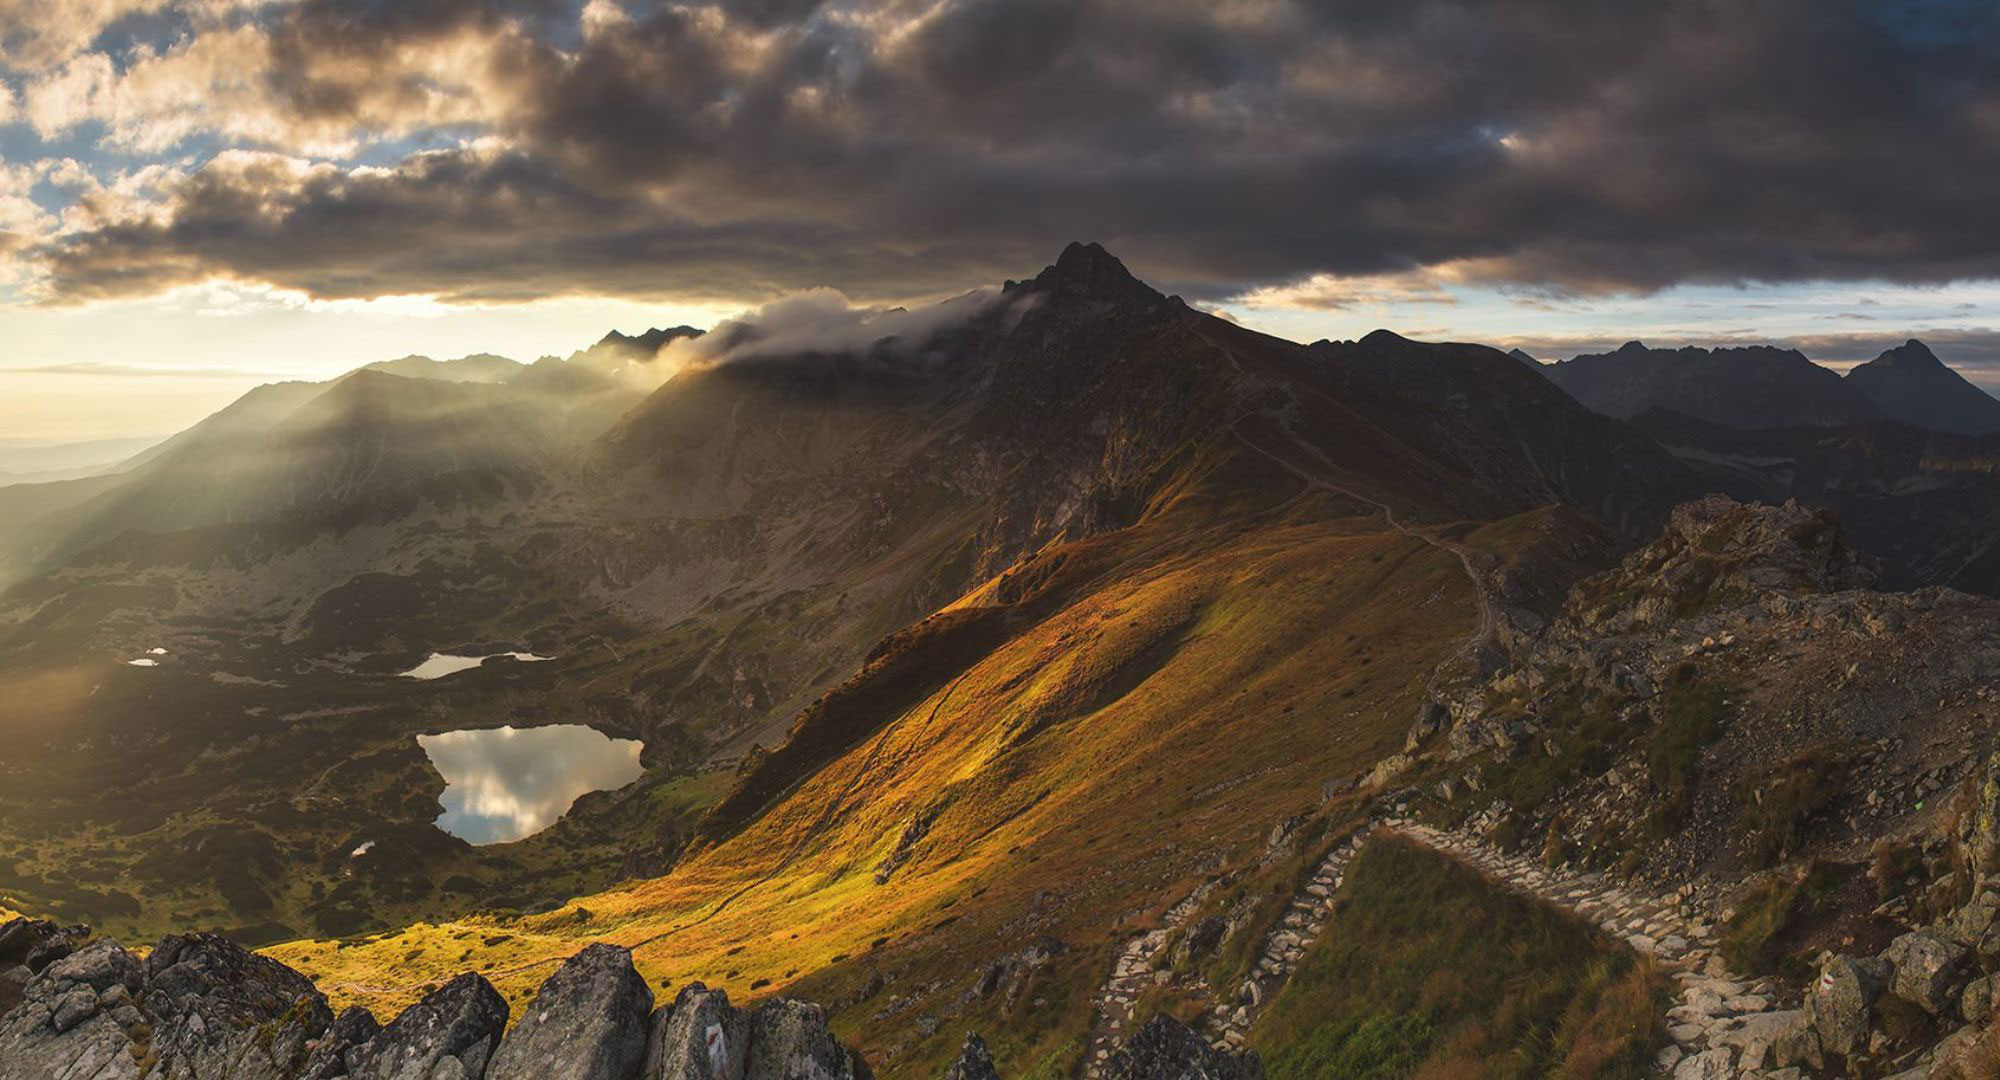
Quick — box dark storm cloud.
[27,0,2000,304]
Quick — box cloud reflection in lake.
[416,724,643,844]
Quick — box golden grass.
[267,460,1542,1076]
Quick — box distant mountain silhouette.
[363,353,525,384]
[1844,339,2000,436]
[1542,341,1884,428]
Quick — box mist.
[649,287,1014,379]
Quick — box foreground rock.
[489,944,652,1080]
[145,933,336,1079]
[643,983,749,1079]
[0,939,149,1080]
[0,917,90,976]
[1102,1014,1262,1080]
[745,998,854,1080]
[0,921,870,1080]
[301,1005,384,1079]
[346,972,509,1080]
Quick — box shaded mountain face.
[1631,408,2000,595]
[1543,341,1884,428]
[1308,330,1699,540]
[1844,339,2000,436]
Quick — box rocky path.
[1204,829,1368,1049]
[1389,823,1814,1078]
[1081,884,1221,1077]
[1084,814,1809,1078]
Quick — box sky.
[3,0,2000,440]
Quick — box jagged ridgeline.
[0,923,855,1079]
[4,244,2000,1080]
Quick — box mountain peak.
[1021,241,1164,306]
[1616,340,1649,354]
[596,326,704,353]
[1870,339,1943,369]
[1846,338,2000,434]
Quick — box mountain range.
[3,244,2000,1079]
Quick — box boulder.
[642,982,748,1080]
[744,998,853,1080]
[0,920,50,966]
[0,939,148,1080]
[26,926,92,974]
[347,972,509,1080]
[0,918,91,975]
[489,943,653,1080]
[1928,1020,2000,1080]
[301,1005,383,1079]
[1768,1011,1822,1072]
[1960,974,1995,1026]
[1882,930,1970,1014]
[142,932,335,1080]
[943,1032,1000,1080]
[1711,1009,1815,1071]
[1947,888,2000,950]
[1670,1048,1734,1080]
[1806,953,1889,1058]
[1102,1014,1262,1080]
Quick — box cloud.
[1239,268,1461,311]
[0,0,169,71]
[13,1,2000,306]
[660,285,1010,370]
[0,360,276,377]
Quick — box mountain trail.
[1082,809,1800,1077]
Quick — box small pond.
[416,724,643,844]
[399,651,553,680]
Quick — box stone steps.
[1085,812,1802,1079]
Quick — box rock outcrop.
[942,1032,1000,1080]
[345,972,509,1080]
[1562,494,1879,637]
[0,938,150,1080]
[143,933,336,1079]
[1100,1015,1261,1080]
[301,1005,384,1079]
[488,944,652,1080]
[744,998,854,1080]
[642,983,749,1080]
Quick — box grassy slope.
[1250,834,1667,1080]
[268,438,1505,1076]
